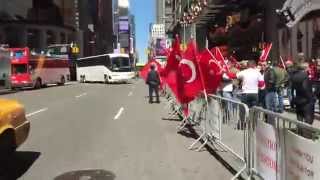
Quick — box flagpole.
[280,55,286,70]
[206,48,225,74]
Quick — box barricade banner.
[285,130,320,180]
[206,98,221,138]
[255,120,278,180]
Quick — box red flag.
[177,40,204,103]
[229,55,241,69]
[259,43,272,62]
[140,59,164,87]
[198,49,223,94]
[210,47,228,72]
[162,36,181,76]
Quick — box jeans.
[265,91,278,112]
[277,89,284,113]
[287,88,293,108]
[296,100,315,125]
[240,93,258,108]
[238,93,258,129]
[149,85,159,103]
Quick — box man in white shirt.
[237,60,265,107]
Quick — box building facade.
[113,0,136,56]
[0,0,76,52]
[164,0,320,63]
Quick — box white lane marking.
[26,108,48,118]
[128,92,133,97]
[114,107,124,120]
[75,93,87,98]
[15,121,30,129]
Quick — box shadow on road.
[1,151,40,180]
[54,170,116,180]
[178,126,244,180]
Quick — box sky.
[130,0,155,64]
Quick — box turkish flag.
[259,43,272,62]
[210,47,228,72]
[162,36,181,76]
[177,40,204,104]
[140,59,164,88]
[198,49,223,94]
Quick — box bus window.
[12,64,28,74]
[111,57,131,72]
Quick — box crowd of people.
[220,54,320,126]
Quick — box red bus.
[9,48,33,88]
[9,47,70,89]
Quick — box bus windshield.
[14,50,24,58]
[111,57,131,72]
[12,64,28,74]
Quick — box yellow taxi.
[0,99,30,159]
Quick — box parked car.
[0,99,30,171]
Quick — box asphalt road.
[1,80,233,180]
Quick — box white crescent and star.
[179,59,196,83]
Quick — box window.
[61,33,66,43]
[111,57,131,72]
[12,64,27,74]
[27,29,40,50]
[47,31,56,45]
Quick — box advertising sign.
[119,16,129,32]
[154,38,166,56]
[285,130,320,180]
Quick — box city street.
[1,80,233,180]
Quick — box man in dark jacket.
[264,61,278,112]
[290,63,315,125]
[146,65,160,103]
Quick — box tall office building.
[156,0,164,24]
[113,0,132,54]
[78,0,114,55]
[0,0,77,50]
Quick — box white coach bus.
[76,53,135,83]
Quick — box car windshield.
[12,64,27,74]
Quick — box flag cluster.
[140,36,269,115]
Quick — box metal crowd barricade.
[188,94,250,180]
[249,107,320,180]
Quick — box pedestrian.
[258,62,267,107]
[264,61,278,113]
[274,62,289,113]
[237,60,264,107]
[285,60,295,110]
[146,65,161,103]
[290,63,315,126]
[236,60,264,129]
